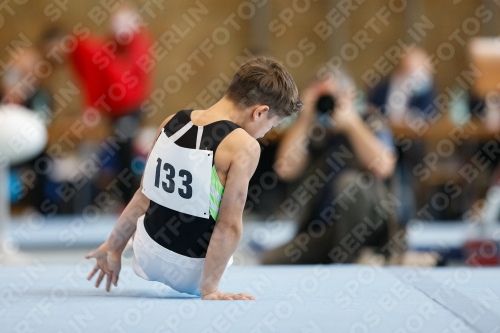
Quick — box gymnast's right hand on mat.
[85,242,122,292]
[201,289,257,300]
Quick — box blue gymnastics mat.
[1,264,498,332]
[7,215,500,259]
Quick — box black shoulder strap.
[163,110,193,137]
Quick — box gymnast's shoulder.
[221,128,261,167]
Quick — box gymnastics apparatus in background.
[0,104,48,246]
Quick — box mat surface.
[1,264,498,332]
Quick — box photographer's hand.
[274,87,318,181]
[333,93,396,179]
[331,91,360,133]
[300,87,321,121]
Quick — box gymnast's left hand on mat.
[85,241,122,292]
[201,289,257,300]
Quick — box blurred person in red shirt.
[45,2,153,203]
[70,3,151,119]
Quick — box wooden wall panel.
[0,0,253,126]
[422,0,487,93]
[1,0,500,129]
[268,0,329,92]
[346,0,406,89]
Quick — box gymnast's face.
[257,115,284,139]
[247,106,284,139]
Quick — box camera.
[316,94,336,114]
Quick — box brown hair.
[225,56,303,118]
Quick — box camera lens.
[316,95,336,114]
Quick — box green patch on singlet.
[209,165,224,220]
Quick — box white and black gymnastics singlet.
[142,110,241,258]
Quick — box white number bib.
[142,129,213,219]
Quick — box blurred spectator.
[467,37,500,132]
[1,47,51,121]
[368,47,435,123]
[368,47,435,223]
[464,38,500,218]
[47,2,152,203]
[262,70,401,265]
[1,47,52,212]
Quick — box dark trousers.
[111,111,142,203]
[262,170,401,264]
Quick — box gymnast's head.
[224,56,303,139]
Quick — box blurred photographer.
[263,70,401,265]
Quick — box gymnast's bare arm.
[200,130,260,300]
[85,115,173,292]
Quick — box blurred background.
[2,0,500,268]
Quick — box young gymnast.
[85,56,302,300]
